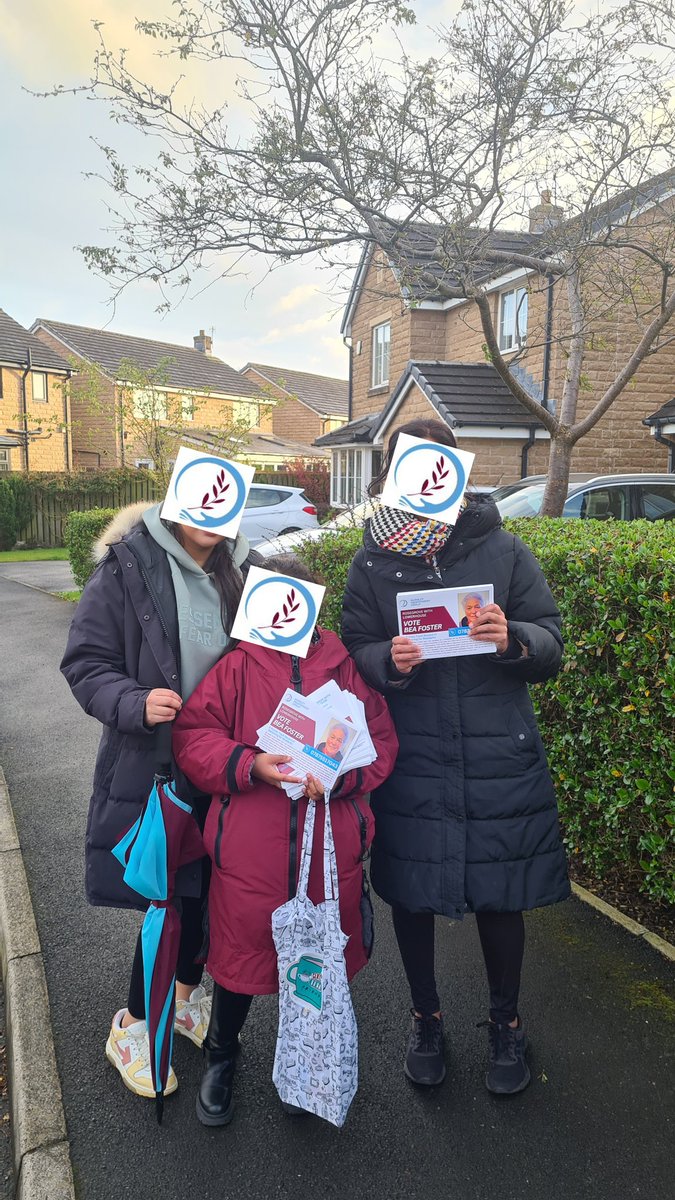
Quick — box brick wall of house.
[350,253,411,420]
[33,329,121,469]
[241,368,320,443]
[350,240,674,477]
[0,366,71,471]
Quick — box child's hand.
[252,753,302,789]
[144,688,182,727]
[303,773,325,802]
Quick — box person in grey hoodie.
[61,500,259,1101]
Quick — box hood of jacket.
[94,500,250,569]
[236,627,350,675]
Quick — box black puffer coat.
[60,506,256,911]
[342,496,570,919]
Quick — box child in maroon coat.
[173,555,398,1127]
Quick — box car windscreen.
[495,485,545,517]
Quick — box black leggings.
[392,906,525,1025]
[127,894,205,1021]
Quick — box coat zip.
[287,655,303,899]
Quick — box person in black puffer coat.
[342,419,570,1096]
[61,500,259,1102]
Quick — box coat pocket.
[203,795,231,867]
[214,796,231,869]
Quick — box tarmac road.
[0,574,673,1200]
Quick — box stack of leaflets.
[256,680,377,799]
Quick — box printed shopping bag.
[271,795,358,1127]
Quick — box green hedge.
[62,508,675,903]
[298,519,675,906]
[64,508,116,590]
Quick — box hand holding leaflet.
[397,585,498,659]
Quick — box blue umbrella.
[113,726,204,1122]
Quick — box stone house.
[240,363,348,447]
[31,321,276,471]
[317,178,675,506]
[0,309,73,473]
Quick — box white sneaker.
[105,1009,178,1099]
[174,985,212,1048]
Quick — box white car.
[239,484,319,547]
[256,498,379,558]
[256,488,507,557]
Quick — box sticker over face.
[380,433,474,526]
[231,566,326,658]
[160,446,255,537]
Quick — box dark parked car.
[492,473,675,521]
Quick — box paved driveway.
[0,575,673,1200]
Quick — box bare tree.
[48,0,675,512]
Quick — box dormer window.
[498,287,528,352]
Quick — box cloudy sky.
[0,0,446,379]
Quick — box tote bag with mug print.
[271,794,358,1127]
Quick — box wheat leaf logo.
[260,587,301,631]
[409,454,450,498]
[188,467,230,512]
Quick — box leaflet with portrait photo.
[396,585,497,658]
[256,688,360,794]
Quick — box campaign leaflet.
[396,584,497,659]
[256,688,360,795]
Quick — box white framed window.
[0,449,10,472]
[498,287,528,352]
[134,458,155,470]
[32,372,48,402]
[371,322,391,388]
[232,400,259,428]
[132,389,168,420]
[330,446,382,507]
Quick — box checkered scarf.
[369,504,459,560]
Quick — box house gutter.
[520,426,537,478]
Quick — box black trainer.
[403,1011,446,1086]
[485,1019,530,1095]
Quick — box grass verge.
[0,548,68,562]
[54,590,81,602]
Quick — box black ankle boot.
[195,985,252,1127]
[196,1045,237,1127]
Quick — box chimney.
[193,329,212,355]
[528,190,564,233]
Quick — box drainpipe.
[652,420,675,472]
[63,369,72,471]
[542,274,554,412]
[521,426,537,479]
[344,336,353,422]
[20,347,32,471]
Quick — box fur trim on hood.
[94,501,154,562]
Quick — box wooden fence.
[19,478,157,547]
[17,472,309,546]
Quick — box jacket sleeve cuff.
[118,687,153,735]
[227,746,257,793]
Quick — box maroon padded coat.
[173,631,398,995]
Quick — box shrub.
[6,474,32,535]
[64,508,116,590]
[281,458,331,519]
[296,517,675,905]
[0,480,18,551]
